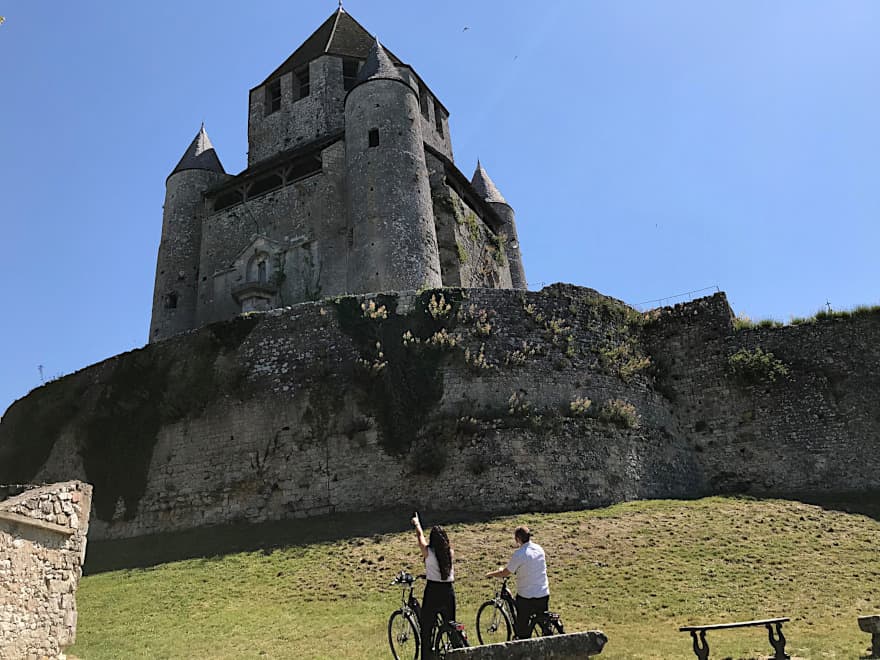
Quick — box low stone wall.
[0,481,92,659]
[447,631,607,659]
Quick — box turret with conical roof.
[344,39,442,293]
[472,162,527,289]
[150,126,228,342]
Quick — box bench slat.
[679,617,789,632]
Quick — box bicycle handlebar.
[390,571,427,586]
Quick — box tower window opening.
[257,260,267,284]
[369,128,380,148]
[419,88,430,119]
[343,58,360,91]
[266,80,282,115]
[295,67,310,99]
[164,292,178,309]
[434,101,444,136]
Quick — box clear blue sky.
[1,1,878,414]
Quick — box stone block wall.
[0,481,92,659]
[1,285,879,542]
[447,630,608,659]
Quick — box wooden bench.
[679,617,790,659]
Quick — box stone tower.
[344,40,442,293]
[150,126,227,342]
[148,8,525,343]
[472,161,526,289]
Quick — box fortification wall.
[646,295,880,494]
[1,286,878,542]
[0,481,92,659]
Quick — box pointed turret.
[151,125,228,343]
[471,162,527,289]
[170,124,225,177]
[472,160,508,205]
[356,39,405,86]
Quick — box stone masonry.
[149,9,526,343]
[1,285,877,542]
[0,481,92,659]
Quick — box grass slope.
[70,497,880,659]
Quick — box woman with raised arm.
[411,513,455,659]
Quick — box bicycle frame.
[496,577,517,621]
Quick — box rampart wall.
[0,285,878,542]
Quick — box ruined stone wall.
[645,294,880,495]
[1,286,878,542]
[0,481,92,659]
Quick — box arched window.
[248,252,271,284]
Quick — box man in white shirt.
[485,525,550,639]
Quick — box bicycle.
[388,571,469,659]
[475,576,564,644]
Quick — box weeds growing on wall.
[333,289,467,458]
[727,347,790,385]
[736,304,880,329]
[597,399,640,429]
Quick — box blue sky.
[1,1,878,414]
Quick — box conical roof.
[259,8,401,87]
[471,161,508,205]
[357,39,404,84]
[170,125,225,176]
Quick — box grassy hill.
[70,497,880,659]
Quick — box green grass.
[70,497,880,659]
[735,303,880,329]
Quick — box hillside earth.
[70,497,880,659]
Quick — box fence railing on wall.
[633,285,721,312]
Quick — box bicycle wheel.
[433,624,467,658]
[528,614,563,637]
[388,609,420,660]
[528,616,550,638]
[475,600,513,644]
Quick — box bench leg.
[767,622,789,660]
[872,632,880,659]
[690,630,709,660]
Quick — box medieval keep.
[149,8,526,342]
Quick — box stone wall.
[447,631,607,659]
[644,294,880,494]
[429,155,513,289]
[0,481,92,659]
[1,285,878,542]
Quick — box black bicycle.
[388,571,469,659]
[475,576,564,644]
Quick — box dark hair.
[429,526,453,581]
[514,525,531,543]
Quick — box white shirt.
[506,541,549,598]
[425,547,454,582]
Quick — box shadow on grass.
[784,489,880,523]
[84,490,880,575]
[83,507,502,575]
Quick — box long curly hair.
[428,525,453,581]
